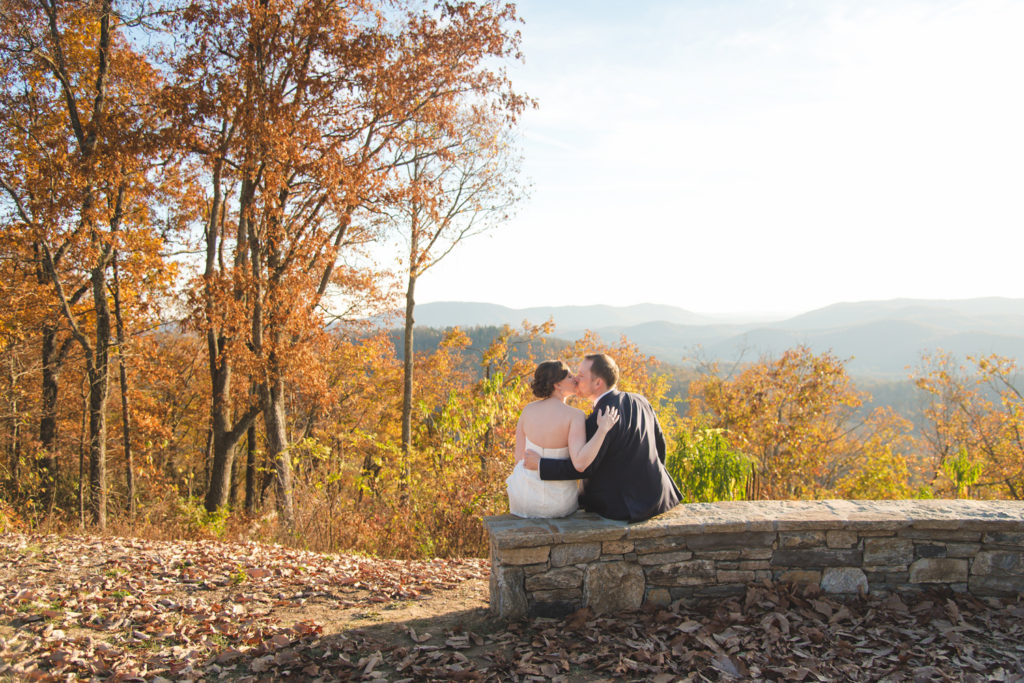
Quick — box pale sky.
[413,0,1024,317]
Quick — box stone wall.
[483,500,1024,619]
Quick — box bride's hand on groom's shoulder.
[596,407,620,433]
[523,450,540,470]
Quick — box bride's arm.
[514,414,526,463]
[568,408,619,472]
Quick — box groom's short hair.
[586,353,619,389]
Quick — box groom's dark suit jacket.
[539,390,681,523]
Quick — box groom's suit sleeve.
[539,397,617,481]
[538,453,585,480]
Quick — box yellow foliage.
[915,352,1024,499]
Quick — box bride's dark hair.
[531,360,571,399]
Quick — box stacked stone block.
[484,500,1024,619]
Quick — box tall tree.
[110,254,134,515]
[1,3,85,511]
[168,0,527,525]
[389,111,525,470]
[1,0,176,527]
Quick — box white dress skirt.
[506,438,580,518]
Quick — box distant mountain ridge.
[405,298,1024,378]
[407,301,719,329]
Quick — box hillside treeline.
[3,0,1024,559]
[4,306,1024,559]
[0,0,531,554]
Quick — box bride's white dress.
[506,438,579,518]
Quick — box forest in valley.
[3,0,1024,562]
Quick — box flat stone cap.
[484,500,1024,549]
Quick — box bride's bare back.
[515,398,586,458]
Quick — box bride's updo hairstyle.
[531,360,571,399]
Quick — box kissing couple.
[506,353,681,523]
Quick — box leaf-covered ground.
[2,533,1023,681]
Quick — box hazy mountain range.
[404,298,1024,378]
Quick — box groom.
[524,353,681,523]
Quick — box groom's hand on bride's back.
[523,450,541,470]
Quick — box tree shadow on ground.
[212,604,517,681]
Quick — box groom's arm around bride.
[526,353,681,523]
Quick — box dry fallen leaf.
[2,533,1023,682]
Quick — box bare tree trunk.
[88,264,112,530]
[248,198,293,527]
[38,323,59,507]
[204,363,261,513]
[228,454,237,509]
[260,365,293,528]
[206,379,263,509]
[401,199,420,488]
[34,240,79,513]
[6,357,20,498]
[204,352,230,505]
[48,446,59,518]
[202,156,231,512]
[245,421,258,515]
[78,376,87,528]
[118,370,133,517]
[401,273,416,478]
[11,419,20,496]
[203,170,260,513]
[111,257,134,518]
[203,427,213,491]
[44,256,110,530]
[260,462,274,507]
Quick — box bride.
[506,360,619,518]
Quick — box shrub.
[174,496,230,538]
[942,447,983,499]
[667,424,752,503]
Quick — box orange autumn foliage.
[689,347,915,500]
[6,1,1023,561]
